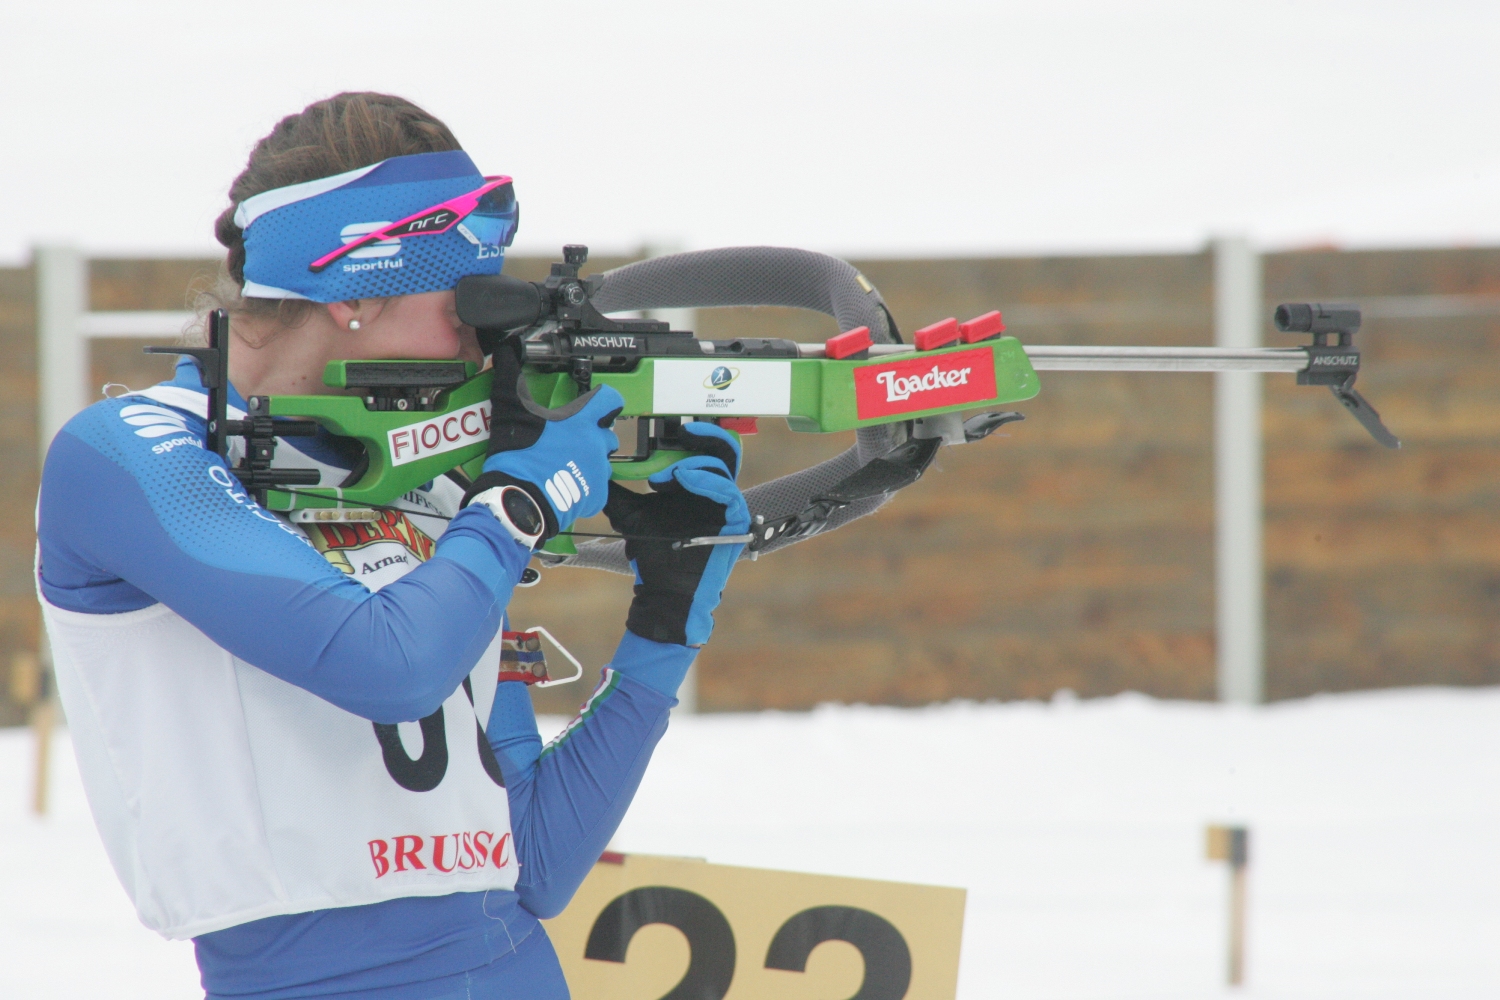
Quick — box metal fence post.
[31,245,87,815]
[35,245,88,463]
[1213,237,1264,704]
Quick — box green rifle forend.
[254,334,1038,515]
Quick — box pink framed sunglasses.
[308,176,518,273]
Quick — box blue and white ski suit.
[36,360,692,999]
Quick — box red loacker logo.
[853,348,997,420]
[367,830,513,878]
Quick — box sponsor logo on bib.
[306,509,436,576]
[367,830,513,877]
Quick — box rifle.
[150,246,1398,567]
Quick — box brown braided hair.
[198,92,462,331]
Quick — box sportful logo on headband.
[341,223,402,259]
[237,150,516,302]
[335,222,407,275]
[307,175,515,273]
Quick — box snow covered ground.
[2,687,1497,998]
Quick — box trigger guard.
[608,449,690,480]
[608,424,743,481]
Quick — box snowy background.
[2,0,1498,263]
[4,688,1499,998]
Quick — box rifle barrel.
[794,342,1310,372]
[1021,345,1308,372]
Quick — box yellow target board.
[542,853,966,1000]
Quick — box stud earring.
[348,319,361,330]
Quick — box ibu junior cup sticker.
[853,348,997,420]
[652,360,792,415]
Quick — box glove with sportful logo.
[603,422,750,647]
[463,340,622,540]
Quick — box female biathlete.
[36,92,749,999]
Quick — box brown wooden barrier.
[2,248,1495,721]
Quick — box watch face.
[501,486,544,537]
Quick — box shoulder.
[41,394,218,545]
[43,393,346,584]
[42,392,224,532]
[50,391,207,471]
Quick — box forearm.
[488,631,695,918]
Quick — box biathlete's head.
[209,93,517,393]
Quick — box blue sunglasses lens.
[463,184,519,248]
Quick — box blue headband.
[235,150,514,302]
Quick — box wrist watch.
[467,484,545,549]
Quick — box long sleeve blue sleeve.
[486,630,697,918]
[37,393,530,723]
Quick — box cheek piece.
[235,150,518,303]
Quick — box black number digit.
[474,717,505,787]
[462,677,506,788]
[765,905,912,1000]
[584,886,736,1000]
[372,709,448,792]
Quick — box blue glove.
[603,422,751,647]
[463,341,622,538]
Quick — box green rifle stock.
[257,338,1039,513]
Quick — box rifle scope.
[1274,302,1361,338]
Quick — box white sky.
[3,0,1497,264]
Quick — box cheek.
[417,324,464,355]
[352,293,473,361]
[372,317,465,359]
[455,327,483,364]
